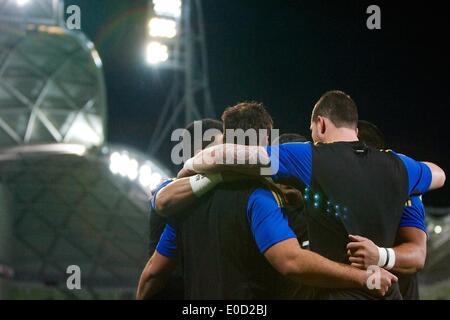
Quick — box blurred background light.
[146,41,169,64]
[16,0,30,6]
[153,0,182,18]
[149,172,162,190]
[109,152,122,175]
[127,159,139,181]
[138,165,153,187]
[118,154,130,177]
[149,18,177,38]
[108,150,168,193]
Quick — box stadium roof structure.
[0,0,173,299]
[0,0,65,26]
[421,209,450,286]
[0,22,106,148]
[0,143,171,298]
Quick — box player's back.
[307,142,407,299]
[176,181,298,300]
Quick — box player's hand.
[347,235,379,269]
[177,168,196,179]
[364,267,398,297]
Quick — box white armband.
[189,173,223,197]
[377,247,387,267]
[385,248,396,270]
[184,157,194,171]
[377,247,396,270]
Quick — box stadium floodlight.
[109,152,139,179]
[108,151,168,190]
[149,172,163,190]
[16,0,30,6]
[127,159,139,181]
[109,152,122,175]
[138,165,163,190]
[146,41,169,64]
[149,18,177,38]
[118,154,131,177]
[153,0,182,18]
[138,165,153,187]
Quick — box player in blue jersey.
[137,102,397,299]
[175,91,445,299]
[147,118,223,299]
[347,120,428,299]
[181,91,445,204]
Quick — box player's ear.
[319,117,326,135]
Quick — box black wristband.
[383,247,390,268]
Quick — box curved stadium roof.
[0,144,171,298]
[0,23,106,147]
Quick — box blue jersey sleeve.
[266,142,313,187]
[392,152,432,195]
[156,224,177,257]
[400,196,427,234]
[150,179,174,211]
[247,188,297,253]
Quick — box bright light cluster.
[109,151,164,190]
[16,0,30,6]
[146,41,169,64]
[153,0,182,18]
[149,17,177,38]
[146,1,182,65]
[434,225,442,234]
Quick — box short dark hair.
[312,90,359,129]
[185,118,223,152]
[274,133,308,145]
[357,120,386,149]
[221,102,273,144]
[222,102,273,132]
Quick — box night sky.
[68,0,449,206]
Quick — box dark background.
[68,0,449,206]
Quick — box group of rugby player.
[137,90,446,300]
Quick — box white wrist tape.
[377,247,396,270]
[386,248,396,270]
[189,173,223,197]
[184,158,194,171]
[377,247,387,267]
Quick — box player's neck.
[324,128,359,144]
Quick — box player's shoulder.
[379,149,415,165]
[249,187,284,209]
[405,195,424,208]
[269,141,312,156]
[271,141,312,149]
[382,149,411,160]
[385,150,428,174]
[381,149,403,157]
[281,141,312,149]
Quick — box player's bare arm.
[265,238,397,297]
[347,228,427,274]
[136,252,176,300]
